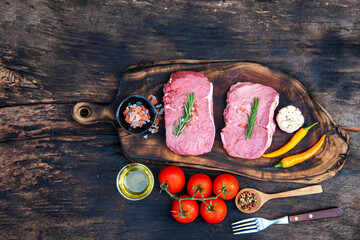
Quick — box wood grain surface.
[0,0,359,239]
[73,60,350,183]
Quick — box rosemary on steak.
[246,97,259,141]
[171,93,195,137]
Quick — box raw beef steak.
[221,82,279,159]
[163,71,215,155]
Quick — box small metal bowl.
[116,94,157,135]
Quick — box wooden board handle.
[72,102,117,127]
[269,185,323,199]
[338,126,360,132]
[289,208,344,223]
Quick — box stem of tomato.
[160,182,227,203]
[170,199,189,218]
[205,200,218,213]
[160,181,230,218]
[192,183,205,198]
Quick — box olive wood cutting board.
[73,60,351,183]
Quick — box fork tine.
[231,217,256,226]
[231,218,259,235]
[233,223,258,232]
[233,229,259,235]
[232,220,257,229]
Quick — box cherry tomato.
[171,195,199,224]
[187,173,212,198]
[212,174,239,200]
[159,166,185,194]
[200,197,227,224]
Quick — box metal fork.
[231,208,343,235]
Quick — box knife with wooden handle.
[289,208,344,223]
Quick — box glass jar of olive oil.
[116,163,154,201]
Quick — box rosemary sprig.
[171,93,195,137]
[246,97,259,141]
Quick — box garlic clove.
[277,114,287,121]
[294,115,305,125]
[287,105,296,113]
[293,110,302,117]
[279,107,288,115]
[282,121,290,128]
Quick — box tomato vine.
[160,182,228,217]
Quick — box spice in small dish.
[123,102,151,129]
[239,191,257,211]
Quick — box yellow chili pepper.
[274,134,326,168]
[262,122,318,158]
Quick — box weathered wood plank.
[0,103,116,141]
[0,64,119,106]
[0,134,359,239]
[0,0,359,239]
[0,1,359,105]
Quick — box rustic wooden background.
[0,0,359,239]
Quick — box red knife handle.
[289,208,344,223]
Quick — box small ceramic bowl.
[116,94,158,135]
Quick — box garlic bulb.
[276,105,305,133]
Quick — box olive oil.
[116,163,154,201]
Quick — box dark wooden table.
[1,1,359,239]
